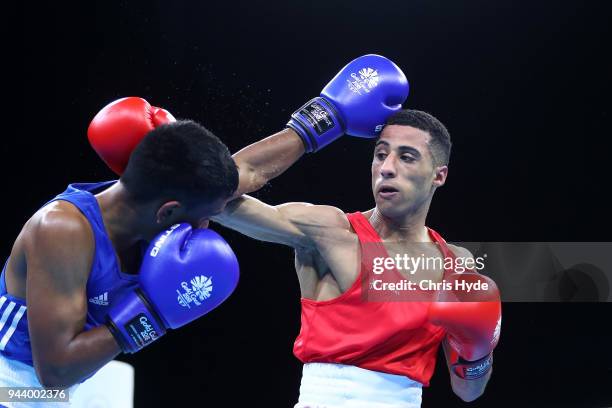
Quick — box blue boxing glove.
[107,224,240,353]
[287,54,409,152]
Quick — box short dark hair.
[121,120,238,204]
[385,110,452,166]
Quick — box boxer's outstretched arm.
[213,194,351,249]
[231,128,305,199]
[25,206,121,387]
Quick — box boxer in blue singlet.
[0,116,239,407]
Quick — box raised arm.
[231,129,305,198]
[87,56,408,204]
[230,54,408,198]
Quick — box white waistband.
[295,362,422,408]
[0,355,79,407]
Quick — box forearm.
[449,365,492,402]
[34,325,121,388]
[232,128,305,197]
[442,339,492,402]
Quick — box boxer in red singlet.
[216,109,501,407]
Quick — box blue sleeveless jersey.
[0,181,139,366]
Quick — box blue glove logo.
[347,67,379,94]
[176,275,213,308]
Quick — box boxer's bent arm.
[213,195,351,249]
[231,128,305,199]
[441,245,493,401]
[25,209,120,388]
[442,338,492,402]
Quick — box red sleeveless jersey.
[293,212,457,386]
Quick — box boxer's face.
[371,125,447,218]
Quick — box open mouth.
[379,186,398,193]
[378,185,399,198]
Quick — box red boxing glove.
[428,272,502,380]
[88,97,176,175]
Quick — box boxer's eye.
[375,152,387,161]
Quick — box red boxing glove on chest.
[428,272,502,379]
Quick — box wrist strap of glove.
[286,97,345,152]
[107,289,167,354]
[451,352,493,380]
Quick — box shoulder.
[23,200,94,261]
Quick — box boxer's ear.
[433,165,448,187]
[156,201,181,224]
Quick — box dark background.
[7,1,612,406]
